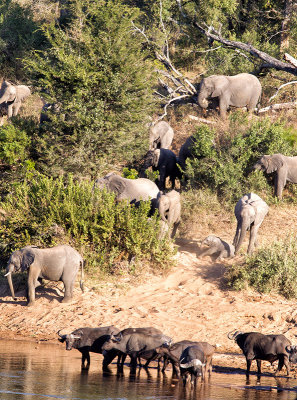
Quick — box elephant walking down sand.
[233,193,269,255]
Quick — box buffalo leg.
[80,350,90,370]
[256,359,261,375]
[246,359,252,376]
[275,355,285,376]
[283,355,291,377]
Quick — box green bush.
[25,0,157,176]
[0,124,31,165]
[184,118,295,203]
[0,174,174,274]
[225,235,297,299]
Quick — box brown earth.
[0,202,297,375]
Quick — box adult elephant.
[178,135,197,171]
[233,193,269,255]
[149,121,174,150]
[94,172,160,203]
[0,80,31,123]
[5,245,84,306]
[197,73,261,119]
[253,153,297,199]
[142,148,181,190]
[158,190,181,238]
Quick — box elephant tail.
[80,259,84,292]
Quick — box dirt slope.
[0,204,296,364]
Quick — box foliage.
[0,174,174,273]
[122,168,139,179]
[0,1,45,79]
[225,235,297,299]
[24,0,157,176]
[184,118,294,203]
[0,124,31,165]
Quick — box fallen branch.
[284,53,297,68]
[258,102,297,113]
[269,81,297,102]
[188,115,216,124]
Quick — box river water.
[1,339,297,400]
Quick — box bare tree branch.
[269,81,297,101]
[258,101,297,113]
[284,53,297,67]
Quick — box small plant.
[122,168,139,179]
[145,168,159,182]
[225,235,297,299]
[0,124,31,165]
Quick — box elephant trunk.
[5,269,16,300]
[235,221,249,254]
[197,90,208,109]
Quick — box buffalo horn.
[227,329,243,340]
[180,359,205,369]
[57,329,67,339]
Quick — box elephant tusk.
[4,271,11,277]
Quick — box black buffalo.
[102,327,171,370]
[228,330,292,376]
[179,345,206,386]
[58,325,120,370]
[156,340,214,377]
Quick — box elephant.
[197,73,262,119]
[142,148,181,190]
[178,135,197,171]
[94,172,160,203]
[199,235,235,261]
[253,153,297,199]
[0,80,31,123]
[158,190,181,238]
[39,102,61,124]
[5,245,84,306]
[233,193,269,255]
[149,120,174,150]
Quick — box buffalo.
[102,327,172,371]
[58,326,120,370]
[179,345,206,386]
[156,340,214,377]
[228,330,292,376]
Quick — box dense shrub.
[25,0,157,176]
[184,118,295,203]
[225,235,297,299]
[0,174,174,274]
[0,123,31,165]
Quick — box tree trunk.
[280,0,293,52]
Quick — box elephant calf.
[199,235,235,261]
[253,153,297,199]
[149,120,174,150]
[158,190,181,238]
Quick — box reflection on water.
[0,339,297,400]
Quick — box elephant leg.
[62,279,74,303]
[200,246,217,258]
[7,104,13,118]
[247,224,260,255]
[233,224,240,247]
[275,170,287,199]
[159,166,167,190]
[283,355,291,377]
[13,102,21,116]
[27,268,40,306]
[219,97,228,119]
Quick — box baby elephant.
[199,235,235,261]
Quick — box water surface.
[1,339,297,400]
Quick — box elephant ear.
[21,249,35,271]
[109,175,126,195]
[266,154,283,173]
[211,78,229,98]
